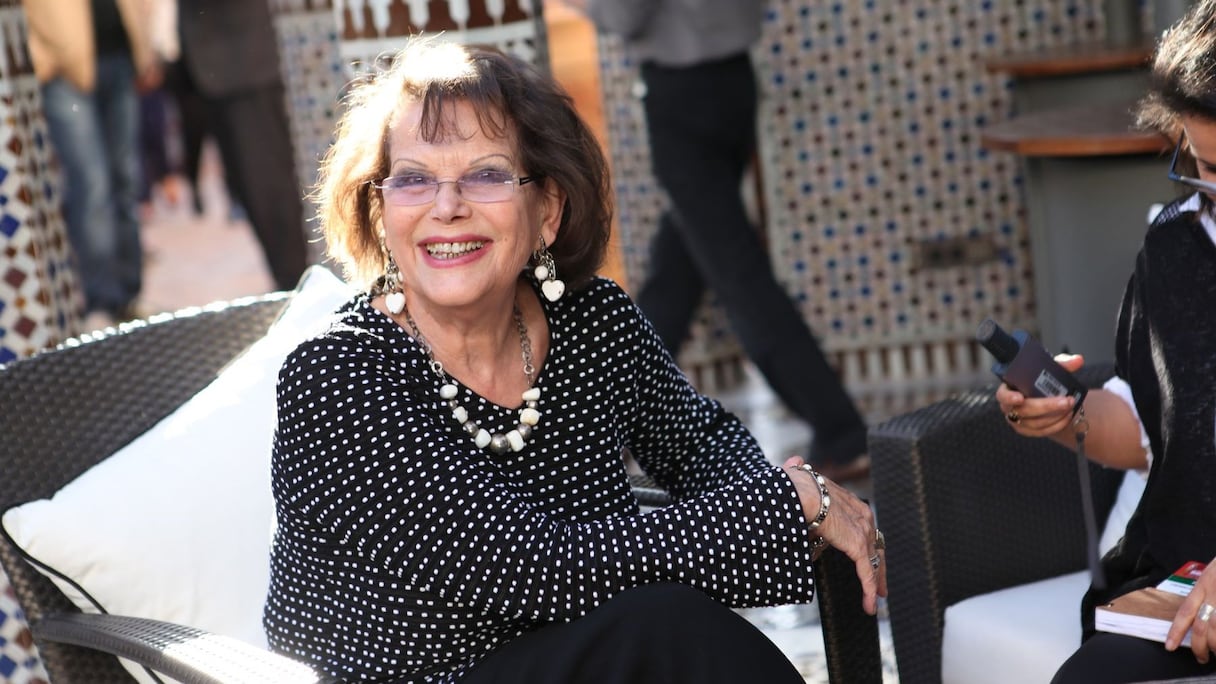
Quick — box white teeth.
[425,241,484,258]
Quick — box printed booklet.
[1095,561,1207,647]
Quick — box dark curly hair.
[1136,0,1216,178]
[315,38,612,291]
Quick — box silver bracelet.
[790,463,831,530]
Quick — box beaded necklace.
[402,300,542,454]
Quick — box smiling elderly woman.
[263,38,886,683]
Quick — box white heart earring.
[383,252,406,315]
[533,236,565,302]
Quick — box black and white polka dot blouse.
[264,277,818,682]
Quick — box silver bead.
[489,434,509,454]
[464,421,480,436]
[516,424,532,440]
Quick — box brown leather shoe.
[814,454,871,483]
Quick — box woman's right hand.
[995,353,1085,438]
[784,456,887,616]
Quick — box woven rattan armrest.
[869,363,1123,684]
[34,613,320,684]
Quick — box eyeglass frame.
[1167,133,1216,195]
[372,171,541,206]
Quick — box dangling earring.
[533,236,565,302]
[383,252,406,315]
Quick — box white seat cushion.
[941,469,1147,684]
[1099,468,1147,556]
[942,571,1090,684]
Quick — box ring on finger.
[869,553,881,570]
[1200,603,1215,623]
[874,528,886,551]
[1005,410,1021,424]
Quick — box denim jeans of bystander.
[41,54,143,317]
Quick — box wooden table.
[982,42,1174,360]
[981,101,1167,157]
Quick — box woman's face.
[1181,114,1216,196]
[381,98,562,315]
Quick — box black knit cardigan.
[1082,195,1216,634]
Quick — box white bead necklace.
[403,300,542,454]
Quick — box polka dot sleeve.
[265,279,819,682]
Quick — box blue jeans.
[41,54,143,315]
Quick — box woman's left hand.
[1166,559,1216,661]
[784,456,889,615]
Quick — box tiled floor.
[137,148,277,315]
[1,156,899,681]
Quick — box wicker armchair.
[869,364,1124,684]
[0,294,883,683]
[0,294,314,683]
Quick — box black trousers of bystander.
[635,52,867,468]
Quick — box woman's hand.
[995,353,1084,438]
[1166,560,1216,661]
[784,456,888,615]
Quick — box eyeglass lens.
[378,171,529,206]
[1168,134,1216,195]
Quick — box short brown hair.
[315,38,612,291]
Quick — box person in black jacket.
[998,2,1216,679]
[175,0,309,290]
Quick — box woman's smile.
[421,239,488,261]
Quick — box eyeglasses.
[374,169,539,206]
[1167,134,1216,195]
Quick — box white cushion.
[1098,468,1147,557]
[941,469,1148,684]
[1,265,355,683]
[943,571,1090,684]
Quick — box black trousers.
[461,584,804,683]
[1052,632,1216,683]
[205,84,309,291]
[635,53,867,466]
[169,61,309,291]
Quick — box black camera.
[976,319,1087,413]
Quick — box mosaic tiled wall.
[601,1,1136,420]
[271,0,346,245]
[755,0,1114,419]
[0,2,80,364]
[0,581,47,683]
[0,1,64,678]
[335,0,549,73]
